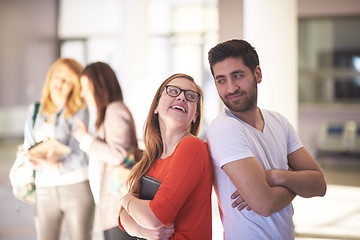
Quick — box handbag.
[107,162,131,197]
[115,151,147,240]
[105,113,143,196]
[8,102,40,204]
[9,150,36,204]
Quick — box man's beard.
[221,83,257,113]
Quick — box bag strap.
[13,102,40,210]
[32,102,40,129]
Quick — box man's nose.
[227,81,239,93]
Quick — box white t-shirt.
[206,107,303,240]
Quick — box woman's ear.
[154,106,159,115]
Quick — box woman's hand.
[72,117,88,142]
[139,223,175,240]
[119,204,175,240]
[27,149,62,168]
[121,192,164,230]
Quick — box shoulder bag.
[9,102,39,204]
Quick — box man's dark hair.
[208,39,260,76]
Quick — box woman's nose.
[177,92,186,102]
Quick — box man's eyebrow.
[231,70,246,75]
[214,74,225,80]
[215,70,246,79]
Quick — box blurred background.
[0,0,359,239]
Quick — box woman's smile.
[170,103,187,113]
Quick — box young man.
[206,39,327,239]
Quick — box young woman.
[72,62,139,240]
[23,58,94,240]
[118,73,213,240]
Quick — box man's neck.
[231,107,264,132]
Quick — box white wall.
[0,0,58,139]
[0,0,58,107]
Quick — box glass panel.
[86,38,123,67]
[60,40,86,65]
[298,17,360,104]
[172,34,202,81]
[58,0,122,37]
[148,0,172,34]
[59,0,219,138]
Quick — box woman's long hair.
[40,58,84,118]
[81,62,123,129]
[127,73,203,193]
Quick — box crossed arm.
[225,147,327,217]
[265,147,327,198]
[119,194,174,239]
[223,157,296,217]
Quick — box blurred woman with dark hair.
[73,62,139,240]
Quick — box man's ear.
[255,66,262,84]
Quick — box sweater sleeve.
[85,102,136,166]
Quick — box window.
[298,17,360,104]
[58,0,219,139]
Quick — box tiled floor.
[294,155,360,240]
[1,138,359,240]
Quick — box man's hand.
[264,169,283,187]
[231,190,251,211]
[231,168,295,210]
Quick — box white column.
[218,0,243,42]
[218,0,298,129]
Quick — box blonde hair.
[127,73,203,193]
[40,58,84,118]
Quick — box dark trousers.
[104,226,145,240]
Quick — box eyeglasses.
[164,85,200,102]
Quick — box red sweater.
[119,136,213,239]
[148,137,213,239]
